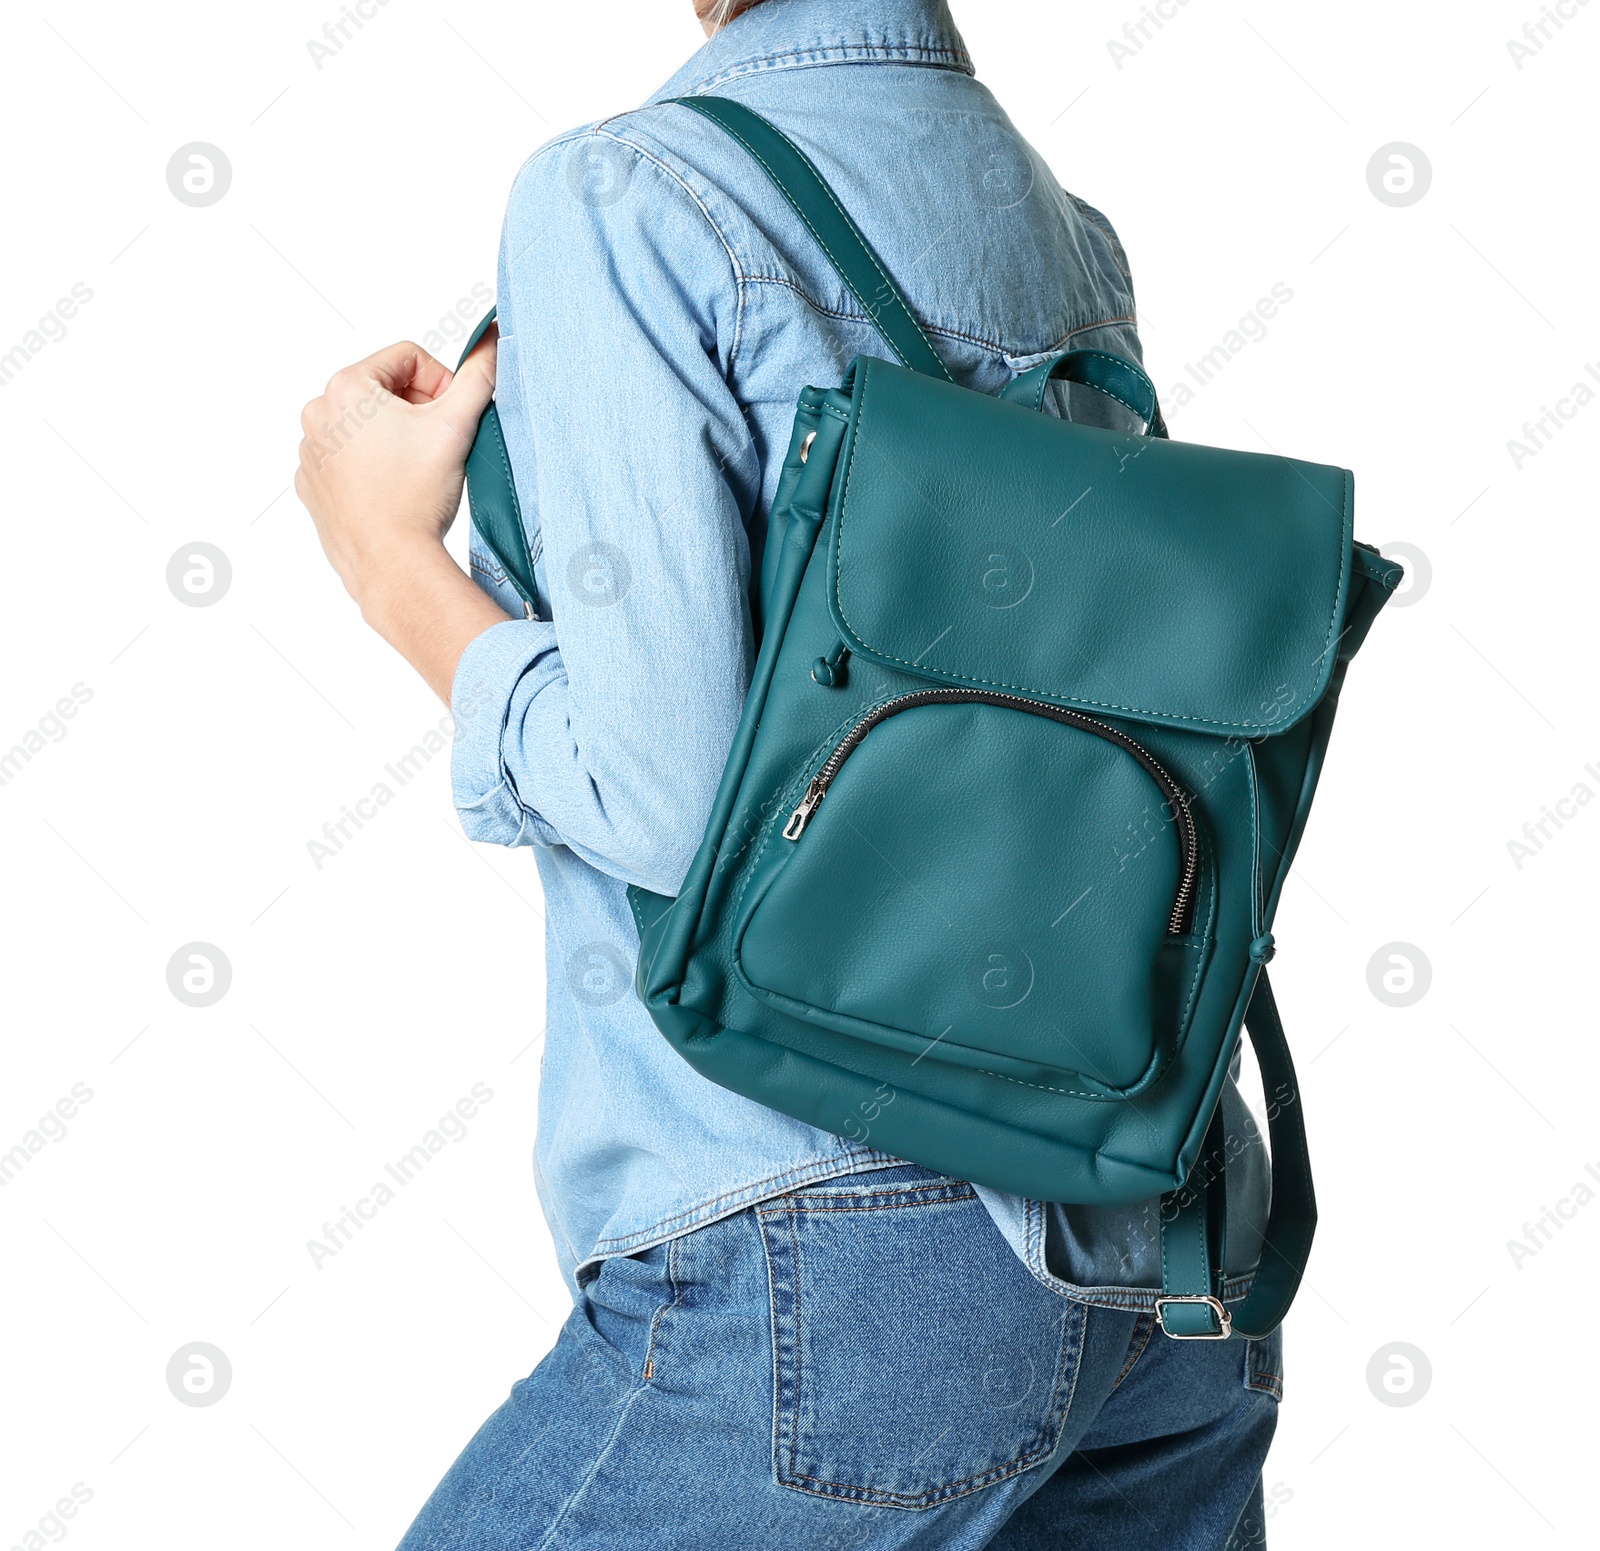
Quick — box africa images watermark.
[1506,0,1592,69]
[1105,0,1198,70]
[1505,358,1600,468]
[0,1083,95,1189]
[421,280,493,359]
[1506,1158,1600,1268]
[306,0,397,70]
[1162,283,1295,421]
[304,381,394,466]
[1,283,94,390]
[0,684,94,791]
[306,688,490,869]
[1505,758,1600,869]
[10,1482,94,1551]
[305,1082,494,1268]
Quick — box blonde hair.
[697,0,764,32]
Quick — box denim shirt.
[451,0,1267,1302]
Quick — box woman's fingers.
[354,339,455,401]
[434,332,497,440]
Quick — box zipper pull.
[783,779,826,840]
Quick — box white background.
[1,1,1595,1546]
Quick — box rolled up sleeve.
[450,125,758,897]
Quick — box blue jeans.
[397,1167,1282,1550]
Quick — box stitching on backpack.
[727,703,889,934]
[1244,743,1264,933]
[972,856,1216,1102]
[1039,350,1158,424]
[484,413,537,584]
[972,1071,1132,1101]
[720,684,1218,1102]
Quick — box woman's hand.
[296,334,494,605]
[295,334,513,703]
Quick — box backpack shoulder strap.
[1157,966,1318,1341]
[458,307,539,617]
[669,95,955,384]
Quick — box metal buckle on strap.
[1154,1294,1232,1340]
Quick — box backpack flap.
[826,356,1355,738]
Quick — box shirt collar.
[648,0,974,102]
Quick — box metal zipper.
[782,687,1199,935]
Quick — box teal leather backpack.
[462,98,1403,1340]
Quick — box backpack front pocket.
[734,691,1211,1096]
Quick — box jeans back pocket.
[756,1170,1086,1510]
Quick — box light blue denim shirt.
[451,0,1267,1302]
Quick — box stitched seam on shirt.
[587,126,743,293]
[730,271,748,372]
[682,109,929,376]
[761,1195,975,1216]
[587,1149,897,1254]
[684,45,977,95]
[1071,196,1134,287]
[758,1181,977,1213]
[507,126,1136,376]
[736,273,1138,362]
[508,127,743,361]
[555,113,1135,365]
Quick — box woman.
[296,1,1281,1545]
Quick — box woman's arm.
[295,132,756,897]
[440,135,759,892]
[295,336,510,702]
